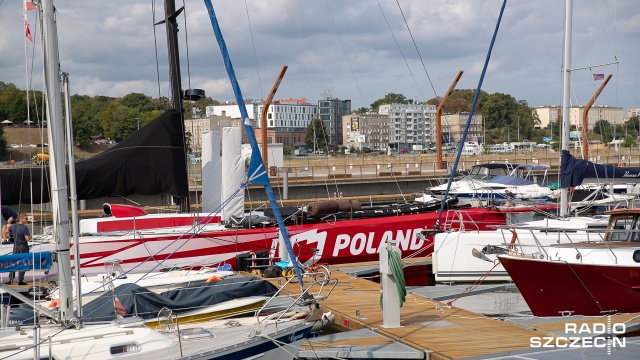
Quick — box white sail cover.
[201,131,221,213]
[221,127,244,220]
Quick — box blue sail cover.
[0,251,52,273]
[561,150,640,187]
[486,176,536,186]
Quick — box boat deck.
[268,267,640,359]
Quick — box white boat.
[0,2,332,359]
[426,163,555,205]
[433,215,609,283]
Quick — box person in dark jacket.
[7,213,31,285]
[1,206,18,244]
[1,206,18,226]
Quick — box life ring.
[618,162,625,168]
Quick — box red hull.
[499,255,640,316]
[75,207,508,274]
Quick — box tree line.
[0,81,217,152]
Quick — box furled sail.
[561,149,640,187]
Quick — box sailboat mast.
[560,0,573,217]
[42,0,74,324]
[164,0,188,213]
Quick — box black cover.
[0,167,51,204]
[0,110,188,204]
[561,150,640,188]
[75,110,188,199]
[82,275,278,322]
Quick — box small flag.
[26,1,36,11]
[592,74,604,81]
[24,16,33,42]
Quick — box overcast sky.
[1,0,639,114]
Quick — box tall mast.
[164,0,188,212]
[560,0,573,217]
[42,0,74,324]
[162,0,204,212]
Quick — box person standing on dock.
[7,213,31,285]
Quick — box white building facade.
[379,103,436,150]
[535,105,623,129]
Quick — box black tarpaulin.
[75,110,188,199]
[0,110,188,205]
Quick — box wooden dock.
[269,267,640,359]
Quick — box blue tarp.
[0,251,52,273]
[560,150,640,188]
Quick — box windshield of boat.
[467,165,510,180]
[605,215,638,242]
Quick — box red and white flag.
[24,15,33,43]
[592,74,605,81]
[26,1,37,11]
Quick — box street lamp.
[136,117,140,130]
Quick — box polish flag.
[592,74,605,81]
[24,16,33,43]
[26,1,37,11]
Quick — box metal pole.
[560,0,573,217]
[62,73,83,322]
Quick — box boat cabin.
[605,208,640,242]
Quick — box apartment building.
[342,113,389,150]
[378,103,436,150]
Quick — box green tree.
[353,107,369,115]
[305,119,328,150]
[370,93,412,112]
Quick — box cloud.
[1,0,638,113]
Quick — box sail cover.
[75,110,188,199]
[561,150,640,187]
[0,110,188,204]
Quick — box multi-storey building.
[253,98,318,147]
[342,114,389,150]
[534,105,623,129]
[206,101,256,120]
[627,108,640,118]
[184,115,245,154]
[441,112,484,144]
[318,94,351,146]
[378,103,436,150]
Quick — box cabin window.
[634,251,640,263]
[110,343,141,355]
[606,216,635,242]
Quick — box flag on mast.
[24,15,33,43]
[592,74,605,81]
[26,1,36,11]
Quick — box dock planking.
[268,268,536,359]
[269,267,640,359]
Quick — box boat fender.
[114,297,126,317]
[306,200,340,217]
[335,199,362,211]
[262,265,280,278]
[47,298,60,308]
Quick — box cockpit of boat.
[467,163,516,180]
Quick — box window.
[606,215,635,242]
[110,343,141,355]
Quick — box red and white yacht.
[499,208,640,316]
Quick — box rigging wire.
[181,0,192,90]
[151,0,162,99]
[375,0,425,101]
[244,0,264,100]
[322,0,367,108]
[393,0,438,99]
